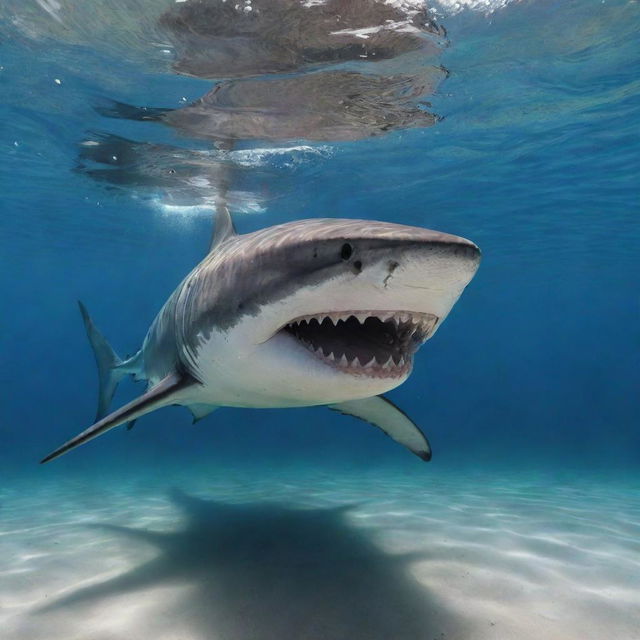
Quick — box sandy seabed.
[2,466,639,640]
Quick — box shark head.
[178,218,480,408]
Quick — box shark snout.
[344,235,480,333]
[353,236,480,292]
[334,225,480,280]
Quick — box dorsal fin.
[209,201,236,252]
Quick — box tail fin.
[78,301,128,422]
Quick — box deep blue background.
[1,0,638,476]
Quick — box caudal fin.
[78,301,127,421]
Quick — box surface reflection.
[98,68,444,144]
[79,0,448,209]
[159,0,444,79]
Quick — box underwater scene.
[1,0,639,638]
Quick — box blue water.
[1,1,639,638]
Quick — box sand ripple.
[1,469,639,639]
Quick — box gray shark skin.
[41,211,480,464]
[160,0,444,79]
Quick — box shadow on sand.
[38,490,466,640]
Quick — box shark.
[41,208,480,464]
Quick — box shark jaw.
[184,222,482,408]
[281,310,438,379]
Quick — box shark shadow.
[38,490,468,640]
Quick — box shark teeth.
[283,310,438,379]
[286,310,438,333]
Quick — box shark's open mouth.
[282,311,438,378]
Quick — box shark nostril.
[353,260,362,272]
[340,243,353,260]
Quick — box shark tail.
[78,301,142,423]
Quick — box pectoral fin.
[40,373,195,464]
[188,403,218,424]
[328,396,431,461]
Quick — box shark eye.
[340,243,353,260]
